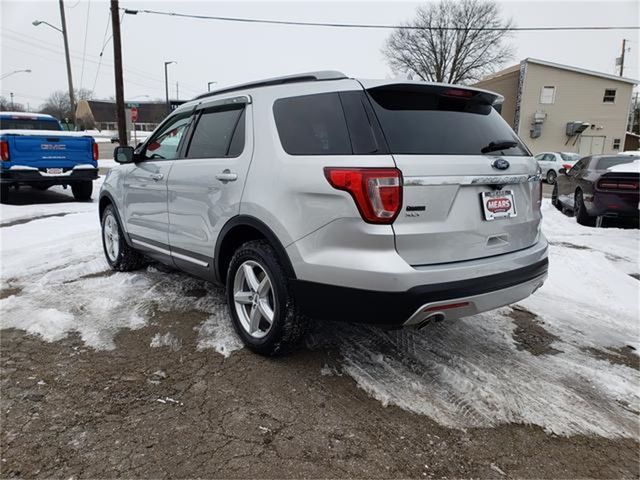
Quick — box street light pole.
[10,93,14,109]
[164,61,176,114]
[0,69,32,81]
[58,0,76,123]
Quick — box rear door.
[166,96,252,275]
[123,112,191,249]
[365,83,541,266]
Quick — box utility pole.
[176,82,179,101]
[111,0,127,146]
[619,39,627,77]
[58,0,75,123]
[10,93,14,109]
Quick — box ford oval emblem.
[492,158,510,170]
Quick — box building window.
[603,89,616,103]
[540,86,556,104]
[613,138,621,150]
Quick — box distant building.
[474,58,638,155]
[75,100,184,132]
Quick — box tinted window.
[0,117,61,131]
[595,156,637,170]
[274,93,351,155]
[560,153,580,162]
[367,85,529,156]
[187,107,243,158]
[339,91,386,154]
[144,114,191,160]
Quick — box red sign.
[130,106,138,123]
[486,197,512,213]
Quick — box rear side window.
[595,156,637,170]
[0,117,61,131]
[367,85,529,156]
[274,93,351,155]
[186,106,244,158]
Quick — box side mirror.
[114,146,135,164]
[558,167,567,175]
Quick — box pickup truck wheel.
[0,184,9,204]
[71,181,93,201]
[226,240,306,356]
[101,205,146,271]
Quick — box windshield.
[560,153,580,162]
[0,117,62,131]
[366,85,529,156]
[595,156,638,170]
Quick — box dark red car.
[552,154,639,226]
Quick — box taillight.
[597,179,639,191]
[324,167,402,224]
[92,142,99,161]
[0,140,9,161]
[562,163,573,170]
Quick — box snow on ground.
[1,196,638,439]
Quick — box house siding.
[474,69,520,129]
[516,62,633,155]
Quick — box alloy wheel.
[103,213,120,262]
[233,260,276,339]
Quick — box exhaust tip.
[416,313,446,330]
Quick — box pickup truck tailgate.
[5,132,95,169]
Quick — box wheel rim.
[547,171,556,183]
[103,213,120,262]
[233,260,276,339]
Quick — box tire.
[0,184,9,204]
[546,170,557,184]
[101,205,146,271]
[574,190,595,226]
[551,184,562,210]
[71,181,93,201]
[226,240,306,356]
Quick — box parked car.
[552,154,639,226]
[534,151,581,184]
[99,71,548,355]
[0,112,98,202]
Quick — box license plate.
[481,190,517,221]
[46,168,63,175]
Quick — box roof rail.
[193,70,347,100]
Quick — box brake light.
[442,89,474,98]
[324,167,402,224]
[92,142,99,161]
[0,141,9,161]
[562,163,573,170]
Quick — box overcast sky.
[1,0,638,108]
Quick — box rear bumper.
[292,257,548,326]
[0,166,98,185]
[586,192,639,218]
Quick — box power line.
[122,7,640,31]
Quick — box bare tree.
[0,96,25,112]
[383,0,514,85]
[40,89,93,121]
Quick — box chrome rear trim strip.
[404,174,540,186]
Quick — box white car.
[534,151,581,184]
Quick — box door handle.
[215,169,238,182]
[150,173,164,181]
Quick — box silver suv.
[100,71,548,355]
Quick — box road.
[1,183,638,479]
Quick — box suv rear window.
[367,85,529,156]
[595,156,637,170]
[0,117,61,131]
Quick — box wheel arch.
[215,215,296,285]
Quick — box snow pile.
[196,312,243,358]
[150,332,182,351]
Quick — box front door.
[123,112,192,250]
[166,96,253,276]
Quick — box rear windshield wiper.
[481,140,518,154]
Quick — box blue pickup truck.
[0,112,99,203]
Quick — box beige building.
[474,58,637,155]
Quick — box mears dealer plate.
[481,190,516,221]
